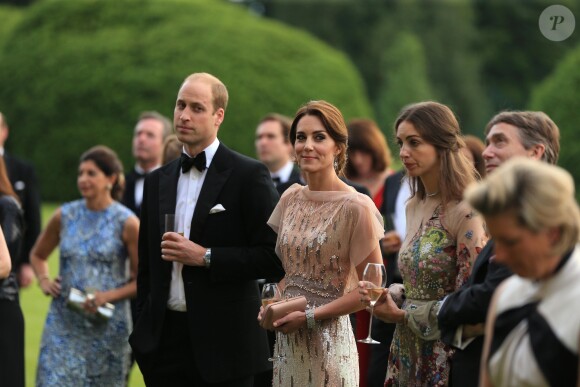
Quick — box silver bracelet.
[305,307,316,329]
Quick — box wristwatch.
[203,248,211,268]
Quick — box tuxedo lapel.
[158,160,180,236]
[189,144,232,242]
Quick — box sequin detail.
[36,200,133,387]
[269,186,384,387]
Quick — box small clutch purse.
[66,287,115,322]
[260,296,307,330]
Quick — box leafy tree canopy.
[529,43,580,194]
[0,0,371,200]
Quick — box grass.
[20,203,145,387]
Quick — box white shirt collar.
[182,138,220,170]
[134,163,161,175]
[271,161,295,184]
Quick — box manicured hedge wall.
[529,44,580,193]
[0,0,371,200]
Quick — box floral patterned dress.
[385,196,486,386]
[268,184,384,387]
[36,200,134,387]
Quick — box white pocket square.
[209,204,226,214]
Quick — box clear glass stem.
[365,305,374,341]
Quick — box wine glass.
[357,263,387,344]
[261,283,285,362]
[261,283,282,307]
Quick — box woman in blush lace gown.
[31,146,139,387]
[261,100,385,387]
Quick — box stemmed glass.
[261,283,285,362]
[357,263,387,344]
[261,283,282,308]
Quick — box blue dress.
[36,200,134,387]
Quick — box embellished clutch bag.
[66,287,115,322]
[260,296,307,331]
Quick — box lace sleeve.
[348,194,384,267]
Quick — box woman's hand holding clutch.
[272,310,307,334]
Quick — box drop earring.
[334,159,338,171]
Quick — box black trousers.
[0,299,25,387]
[137,310,254,387]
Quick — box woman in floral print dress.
[371,102,487,386]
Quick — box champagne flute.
[357,262,387,344]
[261,283,284,362]
[261,283,282,307]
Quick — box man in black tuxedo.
[437,111,561,386]
[255,113,301,195]
[0,112,41,288]
[122,111,172,218]
[129,73,284,387]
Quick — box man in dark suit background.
[0,112,41,288]
[437,110,561,386]
[129,73,284,386]
[122,111,172,218]
[255,113,301,195]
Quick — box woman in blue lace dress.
[31,146,139,387]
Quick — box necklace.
[426,191,439,197]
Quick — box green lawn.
[20,203,145,387]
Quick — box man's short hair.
[183,73,229,113]
[137,111,173,140]
[485,111,560,165]
[258,113,292,143]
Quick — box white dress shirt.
[167,139,220,311]
[134,164,160,208]
[270,160,295,185]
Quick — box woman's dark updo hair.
[80,145,125,201]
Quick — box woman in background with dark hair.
[0,155,25,387]
[345,118,393,208]
[31,145,139,387]
[462,134,486,179]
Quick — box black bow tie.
[272,176,281,186]
[181,152,206,173]
[134,169,146,179]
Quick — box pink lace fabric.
[268,184,384,387]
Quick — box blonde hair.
[465,157,580,257]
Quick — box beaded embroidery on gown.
[385,197,486,386]
[268,184,384,387]
[36,200,134,387]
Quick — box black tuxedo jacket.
[274,164,302,195]
[129,143,284,383]
[121,168,143,218]
[4,153,41,267]
[438,240,513,386]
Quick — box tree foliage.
[529,44,580,192]
[474,0,580,112]
[0,0,371,200]
[264,0,490,134]
[374,32,434,148]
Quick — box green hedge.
[529,44,580,192]
[0,0,371,201]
